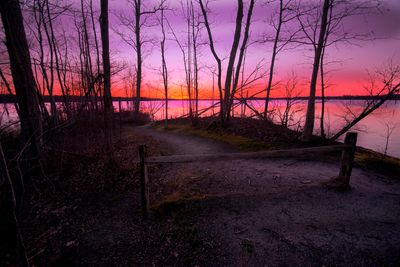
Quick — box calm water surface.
[136,99,400,158]
[1,99,399,158]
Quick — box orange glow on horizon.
[110,75,373,99]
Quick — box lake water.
[136,99,400,158]
[1,99,399,158]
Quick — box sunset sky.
[5,0,398,99]
[100,0,399,99]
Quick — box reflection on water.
[137,99,400,158]
[1,99,399,158]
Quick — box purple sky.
[14,0,400,98]
[106,0,400,98]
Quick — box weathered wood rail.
[138,132,358,219]
[144,145,349,164]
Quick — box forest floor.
[6,117,400,266]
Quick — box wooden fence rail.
[144,145,349,164]
[138,132,358,219]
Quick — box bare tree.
[381,120,397,157]
[159,2,169,128]
[133,0,144,118]
[228,0,255,123]
[191,1,201,119]
[296,0,380,140]
[41,0,57,121]
[30,0,66,123]
[100,0,114,160]
[299,0,330,141]
[199,0,224,122]
[0,0,43,157]
[47,0,71,118]
[166,9,193,120]
[222,0,243,124]
[81,0,95,109]
[319,35,328,138]
[263,0,299,118]
[186,1,193,120]
[331,63,400,141]
[200,0,258,125]
[90,0,102,105]
[276,72,302,127]
[116,0,164,118]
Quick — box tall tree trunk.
[134,0,142,118]
[186,0,193,120]
[199,0,224,123]
[212,71,215,115]
[90,0,102,105]
[191,1,199,119]
[223,0,243,124]
[34,1,50,104]
[81,0,95,111]
[0,0,42,157]
[320,45,327,139]
[160,7,168,128]
[300,0,330,142]
[264,0,283,118]
[40,0,58,124]
[45,0,70,119]
[100,0,114,160]
[228,0,255,123]
[319,4,333,139]
[89,0,101,86]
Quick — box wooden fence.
[138,132,358,219]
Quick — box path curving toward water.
[134,124,400,266]
[133,124,239,155]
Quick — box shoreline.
[1,94,400,103]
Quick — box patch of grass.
[157,121,399,175]
[151,191,206,217]
[355,150,400,178]
[155,123,275,151]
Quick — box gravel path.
[133,124,239,154]
[137,125,400,266]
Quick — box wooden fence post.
[340,132,358,184]
[326,132,357,189]
[139,145,149,219]
[118,99,122,139]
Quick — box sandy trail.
[138,125,400,266]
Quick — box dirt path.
[69,125,239,267]
[71,125,400,266]
[133,124,238,155]
[136,125,400,266]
